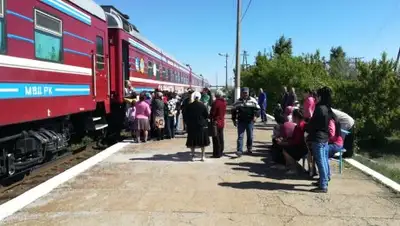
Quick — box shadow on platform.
[129,151,192,162]
[224,150,309,181]
[218,181,311,192]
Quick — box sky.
[95,0,400,86]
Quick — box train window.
[96,36,104,69]
[34,10,62,62]
[162,67,166,80]
[167,69,171,81]
[147,61,153,77]
[0,0,5,54]
[156,64,160,79]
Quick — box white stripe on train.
[0,55,91,76]
[0,55,205,89]
[129,77,204,89]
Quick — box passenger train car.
[0,0,209,178]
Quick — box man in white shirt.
[332,108,355,157]
[332,108,354,131]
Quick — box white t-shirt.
[332,108,354,130]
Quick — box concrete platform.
[1,122,400,226]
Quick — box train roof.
[69,0,106,21]
[101,5,202,80]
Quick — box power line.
[240,0,253,22]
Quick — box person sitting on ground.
[275,109,308,172]
[271,119,296,164]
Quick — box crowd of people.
[124,80,356,193]
[123,80,227,161]
[271,86,355,193]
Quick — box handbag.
[154,117,165,129]
[208,120,218,137]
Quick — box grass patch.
[353,154,400,184]
[353,134,400,184]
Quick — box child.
[126,100,137,140]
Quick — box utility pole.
[218,53,229,90]
[215,72,218,87]
[234,0,242,100]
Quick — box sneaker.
[247,149,253,154]
[236,151,243,157]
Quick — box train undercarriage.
[0,103,119,180]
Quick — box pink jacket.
[328,119,343,146]
[135,101,151,119]
[303,96,316,119]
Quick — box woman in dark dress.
[184,91,210,161]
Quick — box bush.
[242,38,400,149]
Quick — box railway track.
[0,136,120,205]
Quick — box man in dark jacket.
[231,87,260,157]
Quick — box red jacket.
[210,97,227,128]
[289,120,306,146]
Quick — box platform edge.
[0,142,129,221]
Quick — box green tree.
[241,36,400,149]
[272,35,293,57]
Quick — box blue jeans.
[312,142,329,189]
[166,116,175,138]
[328,143,343,158]
[237,122,254,153]
[260,108,267,122]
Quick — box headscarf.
[192,91,201,101]
[215,90,223,98]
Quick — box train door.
[93,29,108,102]
[122,40,130,83]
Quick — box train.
[0,0,209,178]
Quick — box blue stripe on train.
[40,0,91,25]
[0,83,90,99]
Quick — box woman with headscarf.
[183,91,210,161]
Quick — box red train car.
[0,0,111,177]
[101,5,205,103]
[0,1,209,179]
